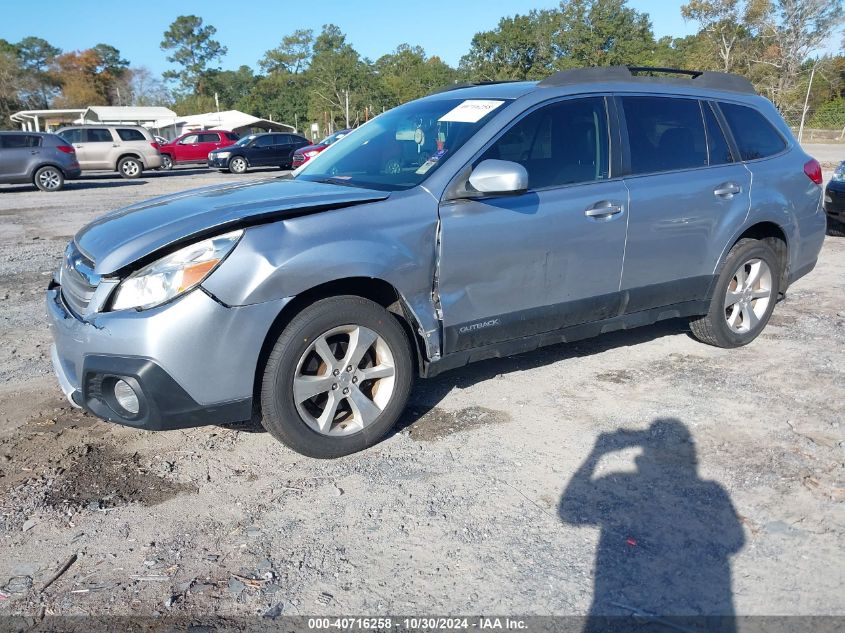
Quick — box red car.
[291,129,351,169]
[159,130,239,170]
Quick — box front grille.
[60,243,99,316]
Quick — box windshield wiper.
[307,176,361,188]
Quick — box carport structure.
[10,106,178,132]
[148,110,295,140]
[10,109,84,132]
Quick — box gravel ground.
[0,163,842,624]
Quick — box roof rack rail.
[428,79,522,95]
[537,65,756,94]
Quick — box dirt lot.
[0,162,843,624]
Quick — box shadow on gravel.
[559,418,744,633]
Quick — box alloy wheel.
[38,168,61,190]
[121,160,140,177]
[724,257,773,333]
[293,325,396,436]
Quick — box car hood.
[75,177,389,275]
[295,143,325,155]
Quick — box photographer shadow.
[559,419,745,633]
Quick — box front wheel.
[228,156,248,174]
[260,296,413,458]
[690,238,781,348]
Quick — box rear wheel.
[33,166,64,192]
[690,239,780,348]
[228,156,248,174]
[160,154,173,171]
[260,296,413,458]
[118,156,142,178]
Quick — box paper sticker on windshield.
[438,100,505,123]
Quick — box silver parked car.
[56,125,162,178]
[48,67,826,458]
[0,131,81,191]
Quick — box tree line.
[2,0,844,133]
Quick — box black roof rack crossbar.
[537,65,755,94]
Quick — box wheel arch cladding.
[117,153,143,166]
[718,222,789,291]
[250,277,426,414]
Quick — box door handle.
[714,182,741,198]
[585,200,624,219]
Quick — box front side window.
[86,128,114,143]
[180,134,199,144]
[2,134,41,148]
[58,129,83,144]
[117,128,146,141]
[253,135,274,147]
[479,97,609,189]
[623,96,707,175]
[719,102,787,161]
[297,97,511,191]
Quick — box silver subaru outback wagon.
[47,66,826,458]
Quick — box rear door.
[437,96,629,353]
[197,132,223,160]
[618,95,751,312]
[0,134,42,182]
[78,128,116,169]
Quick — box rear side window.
[117,128,146,141]
[719,102,787,160]
[198,132,220,143]
[622,96,707,174]
[1,134,41,148]
[703,102,733,165]
[480,96,609,189]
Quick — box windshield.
[296,98,511,191]
[235,135,257,147]
[318,130,348,146]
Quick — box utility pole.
[798,63,816,144]
[344,90,350,128]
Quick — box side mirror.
[467,159,528,196]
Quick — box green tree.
[375,44,459,107]
[307,24,367,129]
[0,50,25,126]
[160,15,227,95]
[15,36,61,108]
[260,29,314,74]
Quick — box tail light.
[150,142,160,150]
[56,145,75,154]
[804,158,822,185]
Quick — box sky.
[1,0,698,74]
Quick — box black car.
[824,161,845,235]
[207,132,310,174]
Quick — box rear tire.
[33,166,64,192]
[260,296,413,458]
[118,157,142,179]
[690,238,781,348]
[160,154,173,171]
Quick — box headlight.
[215,151,231,159]
[111,230,242,311]
[832,168,845,181]
[304,150,319,157]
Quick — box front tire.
[260,296,413,458]
[118,157,142,179]
[827,215,845,237]
[228,156,248,174]
[690,238,781,348]
[34,166,64,191]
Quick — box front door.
[437,96,629,354]
[618,96,751,312]
[175,134,200,163]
